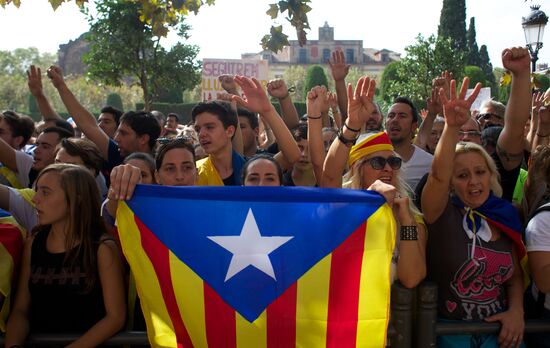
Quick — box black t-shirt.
[222,174,236,186]
[491,152,520,202]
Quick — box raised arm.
[328,91,342,130]
[530,91,550,151]
[306,86,329,185]
[267,79,300,130]
[27,65,62,121]
[496,47,531,170]
[216,91,244,155]
[421,78,481,223]
[329,50,351,122]
[0,136,17,171]
[414,87,442,150]
[321,76,376,188]
[47,66,111,159]
[232,76,300,168]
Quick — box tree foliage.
[83,0,201,111]
[303,65,328,98]
[479,44,497,95]
[282,65,307,101]
[0,48,141,114]
[106,92,124,110]
[464,65,490,87]
[466,17,481,66]
[1,0,312,53]
[379,61,403,103]
[386,34,465,109]
[438,0,467,52]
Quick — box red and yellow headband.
[348,132,394,167]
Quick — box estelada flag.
[0,209,26,332]
[117,186,396,348]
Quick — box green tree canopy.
[379,61,403,103]
[106,92,124,110]
[464,65,490,87]
[438,0,467,52]
[83,0,201,110]
[386,34,465,109]
[303,65,328,98]
[479,44,497,95]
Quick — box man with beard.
[385,97,433,191]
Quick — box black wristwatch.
[337,130,357,147]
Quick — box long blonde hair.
[454,141,502,197]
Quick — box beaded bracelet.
[400,225,418,241]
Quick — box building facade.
[241,22,401,79]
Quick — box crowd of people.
[0,45,549,348]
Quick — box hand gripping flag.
[117,186,396,348]
[0,209,25,332]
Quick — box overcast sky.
[0,0,548,69]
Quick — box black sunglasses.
[157,135,194,145]
[477,113,502,121]
[365,156,402,170]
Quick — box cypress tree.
[466,17,481,66]
[479,45,496,94]
[438,0,467,52]
[303,65,328,97]
[479,45,494,80]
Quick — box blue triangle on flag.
[127,186,385,322]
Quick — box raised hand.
[232,76,273,115]
[218,74,239,95]
[427,87,443,116]
[502,47,530,76]
[46,65,66,89]
[27,65,44,97]
[306,85,328,117]
[440,77,482,129]
[346,76,376,129]
[532,91,549,114]
[266,78,290,99]
[328,91,338,111]
[329,50,350,82]
[433,70,452,101]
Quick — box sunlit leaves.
[263,0,311,52]
[261,25,289,53]
[2,0,313,53]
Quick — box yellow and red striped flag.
[0,209,26,332]
[117,186,395,348]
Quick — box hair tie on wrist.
[307,114,322,120]
[536,132,549,138]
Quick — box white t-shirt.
[14,150,34,188]
[526,202,550,310]
[400,145,433,191]
[8,187,37,234]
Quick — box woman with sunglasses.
[318,77,427,289]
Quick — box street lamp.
[522,5,548,73]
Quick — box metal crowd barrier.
[2,282,550,347]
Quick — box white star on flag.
[208,208,293,282]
